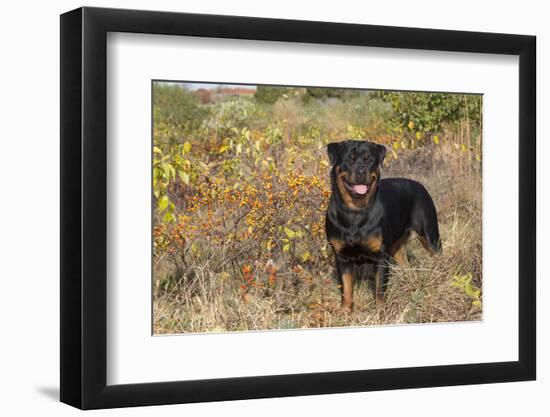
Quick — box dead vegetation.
[153,137,482,334]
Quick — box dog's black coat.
[325,139,441,308]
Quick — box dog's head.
[327,140,386,209]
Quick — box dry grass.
[153,139,482,334]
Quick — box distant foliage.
[255,86,292,104]
[303,87,361,102]
[204,99,263,132]
[375,91,482,135]
[153,84,207,142]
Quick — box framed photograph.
[60,6,536,410]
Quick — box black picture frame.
[60,6,536,410]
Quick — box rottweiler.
[325,139,442,309]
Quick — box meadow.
[152,84,482,334]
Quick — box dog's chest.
[329,233,383,262]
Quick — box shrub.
[152,83,207,143]
[375,91,482,136]
[303,87,361,101]
[255,86,292,104]
[204,98,264,133]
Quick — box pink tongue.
[353,184,368,195]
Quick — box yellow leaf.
[461,144,467,152]
[283,244,290,252]
[284,227,295,239]
[236,143,242,155]
[393,141,399,151]
[415,131,422,140]
[433,135,440,145]
[301,251,311,262]
[153,146,162,154]
[407,121,414,130]
[183,141,192,154]
[219,144,230,153]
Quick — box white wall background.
[0,0,545,415]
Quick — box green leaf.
[284,227,295,239]
[162,163,176,180]
[179,171,190,185]
[163,211,175,222]
[153,166,164,180]
[158,195,169,213]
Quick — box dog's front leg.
[336,257,355,310]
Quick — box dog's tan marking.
[329,238,346,254]
[341,272,355,310]
[360,235,383,252]
[335,167,361,210]
[392,246,409,266]
[364,169,380,202]
[389,231,412,265]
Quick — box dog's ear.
[376,144,386,166]
[327,142,342,165]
